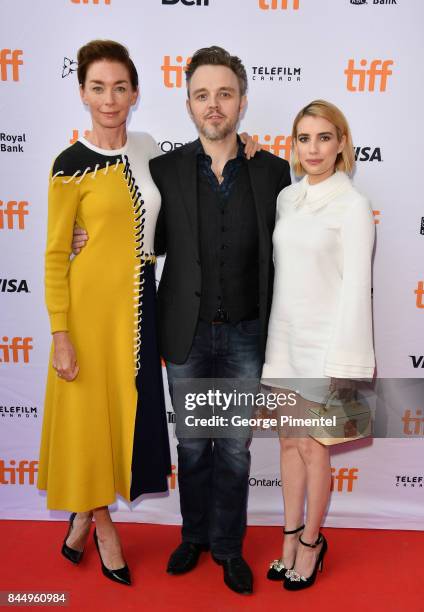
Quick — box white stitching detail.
[75,167,91,184]
[62,170,82,184]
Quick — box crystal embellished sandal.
[284,533,327,590]
[266,524,305,581]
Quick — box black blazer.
[150,139,291,365]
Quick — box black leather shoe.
[61,513,84,564]
[167,542,209,575]
[93,529,131,586]
[213,556,253,594]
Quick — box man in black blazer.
[149,46,291,595]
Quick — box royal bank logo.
[161,55,191,88]
[62,57,78,79]
[0,201,29,230]
[345,59,394,92]
[0,405,38,419]
[259,0,300,9]
[250,65,301,84]
[350,0,367,4]
[0,133,26,153]
[0,460,38,485]
[252,135,292,160]
[0,279,29,293]
[395,475,423,488]
[401,409,424,435]
[330,467,359,492]
[351,0,398,4]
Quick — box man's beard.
[196,115,239,142]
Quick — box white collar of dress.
[291,171,352,212]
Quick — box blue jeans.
[166,319,262,559]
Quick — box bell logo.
[168,464,177,490]
[0,49,23,82]
[0,460,38,485]
[161,55,192,88]
[252,135,292,160]
[373,210,381,224]
[401,409,424,435]
[345,59,394,92]
[162,0,209,4]
[259,0,300,9]
[71,0,111,4]
[0,201,29,230]
[0,337,33,363]
[415,281,424,308]
[331,467,358,492]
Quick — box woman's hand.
[239,132,262,159]
[329,377,356,401]
[52,332,79,381]
[72,225,89,255]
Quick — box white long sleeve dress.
[261,171,375,403]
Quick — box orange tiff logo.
[70,129,90,145]
[253,135,292,160]
[331,467,358,492]
[401,410,424,436]
[168,464,177,490]
[0,337,33,363]
[345,59,393,92]
[162,55,192,88]
[0,201,28,230]
[259,0,299,9]
[0,460,38,485]
[373,210,381,224]
[0,49,23,82]
[415,281,424,309]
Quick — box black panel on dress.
[52,141,122,176]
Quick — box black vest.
[198,163,259,323]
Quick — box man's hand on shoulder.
[72,225,88,255]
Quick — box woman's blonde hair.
[291,99,355,176]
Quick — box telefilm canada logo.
[395,475,423,488]
[250,64,301,84]
[0,405,38,419]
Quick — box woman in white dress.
[261,100,375,590]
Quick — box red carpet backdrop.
[0,0,423,528]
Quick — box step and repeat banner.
[1,0,423,529]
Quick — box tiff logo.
[330,467,358,492]
[168,464,177,489]
[70,129,90,145]
[345,59,393,92]
[0,49,23,82]
[252,135,292,160]
[415,281,424,309]
[401,410,424,435]
[161,55,191,88]
[0,337,33,363]
[0,460,38,485]
[373,210,381,224]
[0,201,28,230]
[259,0,300,9]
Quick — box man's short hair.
[185,46,248,97]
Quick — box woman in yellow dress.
[37,40,171,586]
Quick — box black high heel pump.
[93,529,131,586]
[61,513,85,564]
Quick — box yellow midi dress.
[37,132,171,512]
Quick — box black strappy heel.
[284,532,327,590]
[267,524,305,581]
